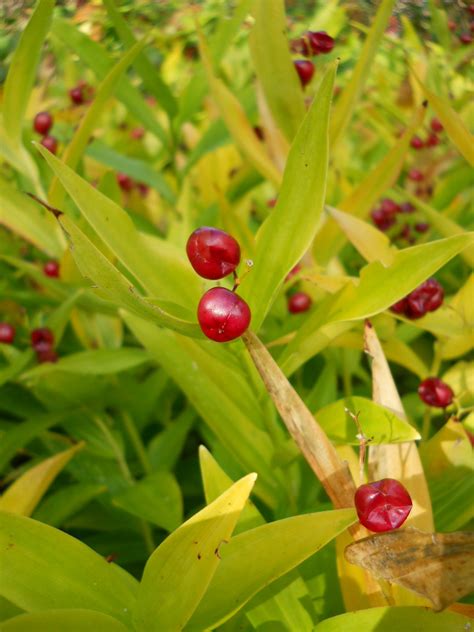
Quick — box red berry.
[43,260,60,278]
[448,19,456,31]
[415,222,429,233]
[469,6,474,16]
[390,298,407,315]
[380,198,400,214]
[426,133,440,147]
[400,202,415,214]
[285,263,302,282]
[137,182,149,197]
[31,327,55,352]
[355,478,412,532]
[36,348,59,364]
[130,127,145,140]
[408,169,424,182]
[306,31,335,55]
[410,136,424,150]
[418,377,454,408]
[294,60,314,87]
[197,287,251,342]
[288,292,312,314]
[186,227,241,280]
[69,86,85,105]
[116,172,134,192]
[40,135,58,155]
[460,33,473,44]
[405,278,444,318]
[0,323,15,344]
[33,111,53,135]
[371,208,396,231]
[430,117,443,133]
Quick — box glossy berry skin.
[294,60,314,87]
[306,31,335,55]
[371,207,396,231]
[197,287,251,343]
[33,111,53,135]
[40,135,58,155]
[390,298,407,315]
[0,323,15,344]
[31,327,54,352]
[426,133,440,147]
[69,86,85,105]
[116,172,134,192]
[410,135,424,150]
[408,169,424,182]
[186,227,241,280]
[43,260,60,278]
[355,478,412,532]
[288,292,312,314]
[405,278,444,319]
[430,117,443,133]
[418,377,454,408]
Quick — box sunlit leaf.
[0,609,129,632]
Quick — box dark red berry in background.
[69,86,85,105]
[410,135,424,150]
[130,127,145,140]
[390,298,407,315]
[288,292,312,314]
[460,33,473,44]
[186,227,241,280]
[197,287,251,343]
[400,202,415,214]
[116,172,134,192]
[469,5,474,16]
[40,135,58,155]
[355,478,412,532]
[306,30,335,54]
[137,182,149,197]
[418,377,454,408]
[408,169,424,182]
[415,222,429,233]
[294,60,314,87]
[0,323,15,344]
[371,207,396,231]
[285,263,302,282]
[448,19,456,31]
[267,198,277,208]
[31,327,54,352]
[426,133,440,147]
[430,117,443,133]
[36,348,59,364]
[380,198,400,214]
[406,278,444,318]
[43,260,60,278]
[33,111,53,135]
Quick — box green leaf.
[148,412,194,472]
[249,0,305,141]
[313,606,471,631]
[0,350,34,389]
[112,471,183,532]
[239,62,336,331]
[330,0,396,146]
[315,396,420,445]
[2,0,54,145]
[0,512,138,625]
[33,484,107,527]
[132,473,257,632]
[48,39,147,208]
[1,610,129,632]
[187,509,356,629]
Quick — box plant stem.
[422,408,432,441]
[121,411,152,475]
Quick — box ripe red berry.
[69,86,85,105]
[306,31,335,55]
[43,260,60,278]
[460,33,473,44]
[288,292,312,314]
[36,348,59,364]
[380,198,400,214]
[294,60,314,87]
[33,111,53,135]
[0,323,15,344]
[116,172,134,192]
[390,298,407,315]
[418,377,454,408]
[197,287,251,342]
[371,207,396,231]
[31,327,54,352]
[285,263,302,282]
[186,227,241,280]
[426,133,440,147]
[408,169,424,182]
[410,136,424,150]
[405,278,444,318]
[414,222,429,233]
[130,127,145,140]
[40,135,58,155]
[355,478,412,532]
[469,6,474,16]
[430,117,443,133]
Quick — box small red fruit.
[43,260,60,278]
[267,198,277,208]
[355,478,413,532]
[0,323,15,344]
[400,202,415,214]
[288,292,312,314]
[430,117,443,133]
[294,60,314,87]
[408,169,424,182]
[405,278,444,318]
[37,348,59,364]
[418,377,454,408]
[306,31,335,55]
[40,135,58,155]
[33,111,53,135]
[130,127,145,140]
[426,133,440,147]
[285,263,302,282]
[116,172,134,192]
[371,207,396,231]
[186,227,241,280]
[197,287,251,342]
[448,19,456,31]
[69,86,84,105]
[380,198,400,214]
[414,222,429,233]
[390,298,407,315]
[31,327,55,352]
[410,136,424,150]
[460,33,473,44]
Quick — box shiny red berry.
[390,298,407,315]
[406,278,444,318]
[116,172,134,192]
[306,31,335,54]
[69,86,85,105]
[33,111,53,135]
[40,135,58,155]
[418,377,454,408]
[294,60,314,87]
[288,292,312,314]
[197,287,251,342]
[355,478,412,532]
[186,227,241,280]
[408,169,424,182]
[0,323,15,344]
[380,198,400,214]
[426,133,440,147]
[430,117,443,133]
[371,208,396,231]
[415,222,429,233]
[43,260,60,278]
[31,327,54,352]
[460,33,473,44]
[410,136,424,150]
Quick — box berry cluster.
[33,111,58,155]
[186,227,251,342]
[354,478,413,532]
[292,30,335,88]
[390,278,444,319]
[31,327,58,364]
[371,196,433,244]
[448,5,474,44]
[418,377,454,408]
[116,173,148,197]
[409,117,445,153]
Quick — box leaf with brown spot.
[345,527,474,611]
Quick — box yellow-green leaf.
[0,610,129,632]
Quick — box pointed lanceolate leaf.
[0,610,129,632]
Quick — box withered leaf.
[345,527,474,611]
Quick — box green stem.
[121,411,152,475]
[421,408,432,441]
